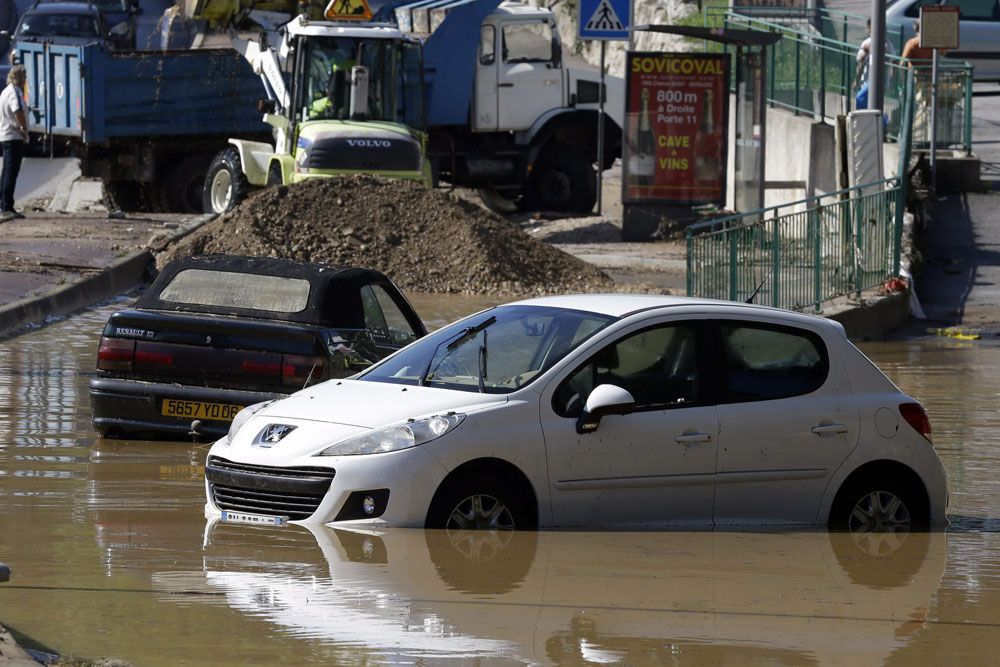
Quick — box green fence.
[685,68,916,311]
[705,7,973,154]
[686,180,902,311]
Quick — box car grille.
[206,456,336,521]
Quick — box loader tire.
[203,147,249,215]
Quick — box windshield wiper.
[477,329,488,393]
[419,315,497,387]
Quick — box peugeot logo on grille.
[254,424,297,447]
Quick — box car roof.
[136,255,398,327]
[509,294,839,329]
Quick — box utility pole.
[869,0,886,112]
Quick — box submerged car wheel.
[830,475,926,534]
[427,473,533,531]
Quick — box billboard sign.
[622,52,730,206]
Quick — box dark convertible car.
[89,255,426,439]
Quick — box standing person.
[0,65,28,220]
[855,18,896,110]
[902,21,944,139]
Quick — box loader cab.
[473,6,564,132]
[291,32,423,129]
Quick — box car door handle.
[811,423,848,435]
[675,432,712,444]
[498,83,514,87]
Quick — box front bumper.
[90,377,281,440]
[203,445,448,527]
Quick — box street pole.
[597,39,607,215]
[930,47,938,191]
[869,0,886,112]
[597,40,606,215]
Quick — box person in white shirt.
[856,18,897,108]
[0,65,28,220]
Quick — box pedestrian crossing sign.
[324,0,373,21]
[579,0,630,41]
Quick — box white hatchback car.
[204,295,948,532]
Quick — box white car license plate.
[221,511,287,527]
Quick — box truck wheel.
[163,155,209,213]
[103,179,151,213]
[203,147,248,215]
[524,146,597,214]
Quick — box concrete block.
[65,179,105,212]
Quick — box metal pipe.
[869,0,886,111]
[930,49,938,192]
[597,40,605,215]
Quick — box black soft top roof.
[137,255,396,327]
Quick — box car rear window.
[157,269,311,313]
[719,322,828,402]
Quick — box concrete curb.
[826,290,911,341]
[0,212,216,340]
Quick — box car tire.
[828,473,927,533]
[202,147,249,215]
[522,145,597,214]
[426,473,535,531]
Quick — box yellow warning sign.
[324,0,372,20]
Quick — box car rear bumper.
[89,377,282,439]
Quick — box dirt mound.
[162,176,614,297]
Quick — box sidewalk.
[0,209,210,338]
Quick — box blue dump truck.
[19,41,267,210]
[19,0,623,214]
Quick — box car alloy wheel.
[847,490,912,534]
[445,493,516,532]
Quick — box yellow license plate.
[161,399,243,422]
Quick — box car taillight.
[97,337,135,371]
[282,354,324,387]
[241,360,281,375]
[134,349,173,366]
[899,402,932,443]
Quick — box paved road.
[913,86,1000,331]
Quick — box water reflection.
[4,301,1000,664]
[145,523,947,664]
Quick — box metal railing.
[685,69,916,312]
[686,179,902,311]
[703,7,973,154]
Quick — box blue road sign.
[578,0,630,41]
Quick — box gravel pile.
[163,176,614,297]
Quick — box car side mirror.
[575,384,635,434]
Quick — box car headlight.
[318,413,465,456]
[225,401,272,445]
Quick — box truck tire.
[203,147,249,215]
[162,154,209,213]
[523,146,597,214]
[103,179,152,213]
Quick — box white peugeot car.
[204,295,948,532]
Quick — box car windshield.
[359,305,615,394]
[18,13,99,38]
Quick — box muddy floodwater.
[1,296,999,665]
